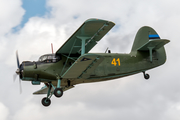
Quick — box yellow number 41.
[111,58,120,66]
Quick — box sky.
[0,0,180,120]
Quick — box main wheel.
[54,88,63,98]
[41,97,51,107]
[144,74,150,79]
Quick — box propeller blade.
[13,73,17,82]
[16,50,20,68]
[19,78,22,94]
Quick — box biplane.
[14,18,170,106]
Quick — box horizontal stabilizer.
[137,39,170,51]
[33,85,74,95]
[62,54,104,79]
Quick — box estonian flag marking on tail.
[149,34,160,39]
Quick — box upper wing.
[56,18,115,56]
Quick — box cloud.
[0,0,24,62]
[13,102,43,120]
[0,0,24,35]
[0,102,9,120]
[1,0,180,120]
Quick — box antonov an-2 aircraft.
[14,18,170,106]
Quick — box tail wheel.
[144,74,150,79]
[143,71,150,80]
[54,88,63,98]
[42,97,51,107]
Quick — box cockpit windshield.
[38,54,60,63]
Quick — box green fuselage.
[21,47,166,86]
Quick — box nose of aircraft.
[15,63,24,79]
[14,51,24,79]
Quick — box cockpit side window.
[38,57,43,61]
[47,55,52,59]
[42,56,48,61]
[38,54,61,63]
[51,55,61,63]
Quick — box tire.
[54,88,63,98]
[41,97,51,107]
[144,74,150,79]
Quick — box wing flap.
[138,39,170,51]
[62,54,104,79]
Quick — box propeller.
[14,50,22,93]
[13,51,19,82]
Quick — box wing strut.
[76,36,91,55]
[148,47,154,62]
[60,39,77,76]
[137,39,170,62]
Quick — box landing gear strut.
[54,78,63,97]
[143,71,150,80]
[41,83,53,107]
[41,78,64,107]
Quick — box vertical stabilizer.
[131,26,160,51]
[131,26,170,64]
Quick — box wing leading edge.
[56,19,115,56]
[33,85,74,94]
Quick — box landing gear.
[53,78,64,98]
[143,71,150,80]
[41,78,64,107]
[54,88,63,97]
[42,97,51,107]
[41,82,53,107]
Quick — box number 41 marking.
[111,58,120,66]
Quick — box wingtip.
[85,18,115,25]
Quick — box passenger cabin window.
[38,54,60,63]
